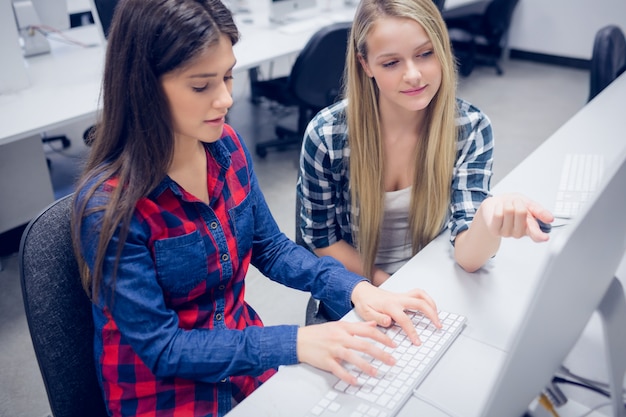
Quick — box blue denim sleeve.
[75,185,299,383]
[241,145,365,320]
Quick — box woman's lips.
[204,116,226,125]
[401,85,427,96]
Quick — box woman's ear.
[358,53,373,78]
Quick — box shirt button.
[218,285,225,291]
[215,313,223,321]
[210,221,218,229]
[221,253,229,262]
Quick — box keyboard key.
[306,310,466,417]
[554,153,605,218]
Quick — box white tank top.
[375,186,413,275]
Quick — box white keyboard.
[554,153,605,219]
[307,310,467,417]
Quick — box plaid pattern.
[298,98,493,252]
[78,125,299,417]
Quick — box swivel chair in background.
[250,21,351,158]
[442,0,520,76]
[431,0,445,12]
[588,24,626,103]
[19,194,109,417]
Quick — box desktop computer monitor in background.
[90,0,118,42]
[12,0,69,57]
[269,0,317,23]
[30,0,69,30]
[1,0,30,92]
[481,149,626,417]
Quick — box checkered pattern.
[298,98,494,251]
[78,125,299,417]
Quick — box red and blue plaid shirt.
[76,125,364,417]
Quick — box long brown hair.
[345,0,458,278]
[71,0,239,299]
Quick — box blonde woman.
[298,0,553,312]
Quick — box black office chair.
[432,0,446,12]
[251,21,351,158]
[442,0,520,76]
[588,25,626,103]
[19,194,109,417]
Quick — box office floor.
[0,57,589,417]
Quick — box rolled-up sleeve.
[449,99,494,243]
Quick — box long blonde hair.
[345,0,458,278]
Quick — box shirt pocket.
[229,193,253,257]
[154,230,208,295]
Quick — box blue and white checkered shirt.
[297,98,493,254]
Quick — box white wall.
[507,0,626,60]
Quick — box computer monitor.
[1,0,30,92]
[481,149,626,417]
[89,0,118,42]
[269,0,317,23]
[30,0,69,30]
[12,0,68,57]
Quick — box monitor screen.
[269,0,317,23]
[481,149,626,417]
[90,0,118,41]
[30,0,69,30]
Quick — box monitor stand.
[12,0,50,57]
[597,277,626,417]
[224,0,251,14]
[0,0,30,92]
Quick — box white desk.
[0,0,356,233]
[226,73,626,417]
[0,25,103,233]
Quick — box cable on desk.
[538,392,561,417]
[553,376,612,400]
[575,401,613,417]
[544,381,568,407]
[29,24,99,48]
[556,365,626,401]
[551,376,626,415]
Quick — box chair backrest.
[588,24,626,102]
[432,0,446,12]
[19,194,109,417]
[288,21,352,112]
[483,0,520,43]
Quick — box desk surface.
[226,73,626,417]
[0,0,357,146]
[0,0,480,146]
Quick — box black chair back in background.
[19,194,108,417]
[442,0,520,76]
[588,24,626,102]
[251,21,352,157]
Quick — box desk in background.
[0,0,357,234]
[226,73,626,417]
